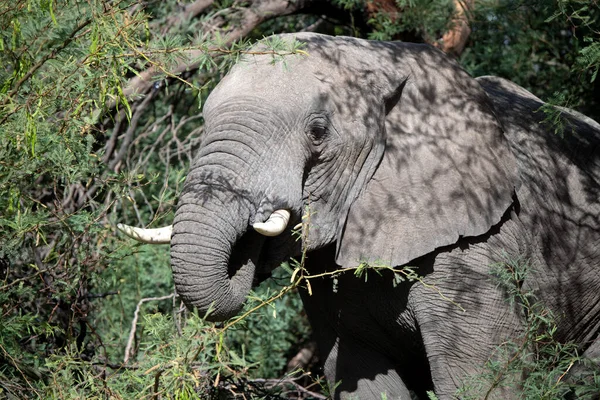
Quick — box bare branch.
[87,291,119,299]
[109,91,156,173]
[121,0,315,102]
[365,0,474,56]
[435,0,474,56]
[158,0,216,34]
[286,341,317,373]
[249,377,328,399]
[102,109,127,164]
[124,293,176,364]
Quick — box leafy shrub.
[0,1,313,398]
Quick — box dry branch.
[124,293,177,363]
[158,0,216,34]
[121,0,315,102]
[109,91,156,173]
[436,0,474,56]
[286,341,317,373]
[365,0,474,56]
[249,377,327,399]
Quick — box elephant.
[118,33,600,399]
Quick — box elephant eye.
[306,114,332,150]
[308,117,329,147]
[310,125,328,142]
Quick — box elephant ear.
[336,47,519,268]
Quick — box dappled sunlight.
[169,32,600,398]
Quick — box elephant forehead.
[204,55,337,111]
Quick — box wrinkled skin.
[170,33,600,399]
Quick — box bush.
[0,1,313,397]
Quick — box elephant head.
[119,33,518,321]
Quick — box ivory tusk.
[117,224,172,244]
[253,210,291,237]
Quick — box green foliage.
[224,268,311,379]
[331,0,456,41]
[426,391,439,400]
[2,236,311,398]
[367,0,456,42]
[0,1,312,398]
[537,91,587,137]
[461,0,600,120]
[0,2,147,397]
[548,0,600,82]
[578,38,600,82]
[457,257,600,399]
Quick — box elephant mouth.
[228,229,265,280]
[229,225,295,284]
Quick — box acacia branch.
[435,0,474,56]
[124,293,176,364]
[2,17,93,104]
[120,0,315,102]
[158,0,216,34]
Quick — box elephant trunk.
[170,189,264,321]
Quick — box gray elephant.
[119,33,600,399]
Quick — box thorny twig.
[124,293,176,363]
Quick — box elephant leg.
[298,271,413,398]
[578,335,600,367]
[413,308,521,399]
[304,313,412,400]
[299,245,428,399]
[409,253,525,399]
[321,335,413,400]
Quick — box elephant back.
[477,75,600,344]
